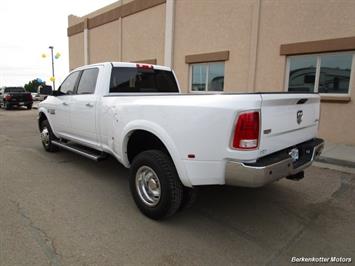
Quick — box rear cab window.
[109,66,179,93]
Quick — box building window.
[190,62,225,92]
[286,52,354,95]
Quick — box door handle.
[85,103,94,108]
[62,102,68,106]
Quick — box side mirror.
[52,90,61,97]
[40,86,53,95]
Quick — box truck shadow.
[58,151,327,228]
[68,152,323,219]
[35,149,348,264]
[1,107,32,111]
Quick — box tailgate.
[10,93,28,102]
[259,93,320,156]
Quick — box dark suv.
[0,87,33,110]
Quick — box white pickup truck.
[38,62,324,219]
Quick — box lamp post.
[48,46,55,90]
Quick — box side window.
[190,62,225,92]
[59,71,80,95]
[286,52,354,95]
[287,55,317,92]
[318,54,352,94]
[76,68,99,95]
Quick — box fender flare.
[38,107,59,138]
[38,107,49,129]
[120,120,192,187]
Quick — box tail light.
[26,94,32,101]
[4,94,11,101]
[232,111,260,150]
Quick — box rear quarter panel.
[103,94,261,159]
[101,94,262,185]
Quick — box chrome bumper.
[225,139,324,187]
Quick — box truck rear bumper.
[7,101,32,106]
[225,138,324,187]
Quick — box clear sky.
[0,0,117,87]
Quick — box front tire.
[40,120,59,152]
[129,150,183,220]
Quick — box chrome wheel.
[40,127,50,147]
[135,166,161,207]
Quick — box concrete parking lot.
[0,108,354,266]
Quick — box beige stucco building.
[67,0,355,145]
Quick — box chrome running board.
[52,140,106,161]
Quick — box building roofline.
[67,0,166,37]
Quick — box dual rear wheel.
[40,119,196,220]
[130,150,196,220]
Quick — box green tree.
[24,79,45,93]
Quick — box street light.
[41,47,61,90]
[48,46,55,90]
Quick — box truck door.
[53,71,80,136]
[69,67,100,147]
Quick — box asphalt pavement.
[0,108,354,266]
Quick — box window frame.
[189,62,225,93]
[285,51,355,97]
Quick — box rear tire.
[4,103,11,110]
[40,120,59,152]
[27,104,32,110]
[129,150,183,220]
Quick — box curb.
[316,156,355,169]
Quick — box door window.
[58,71,80,95]
[76,68,99,95]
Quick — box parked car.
[31,92,40,101]
[0,86,33,109]
[37,62,324,219]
